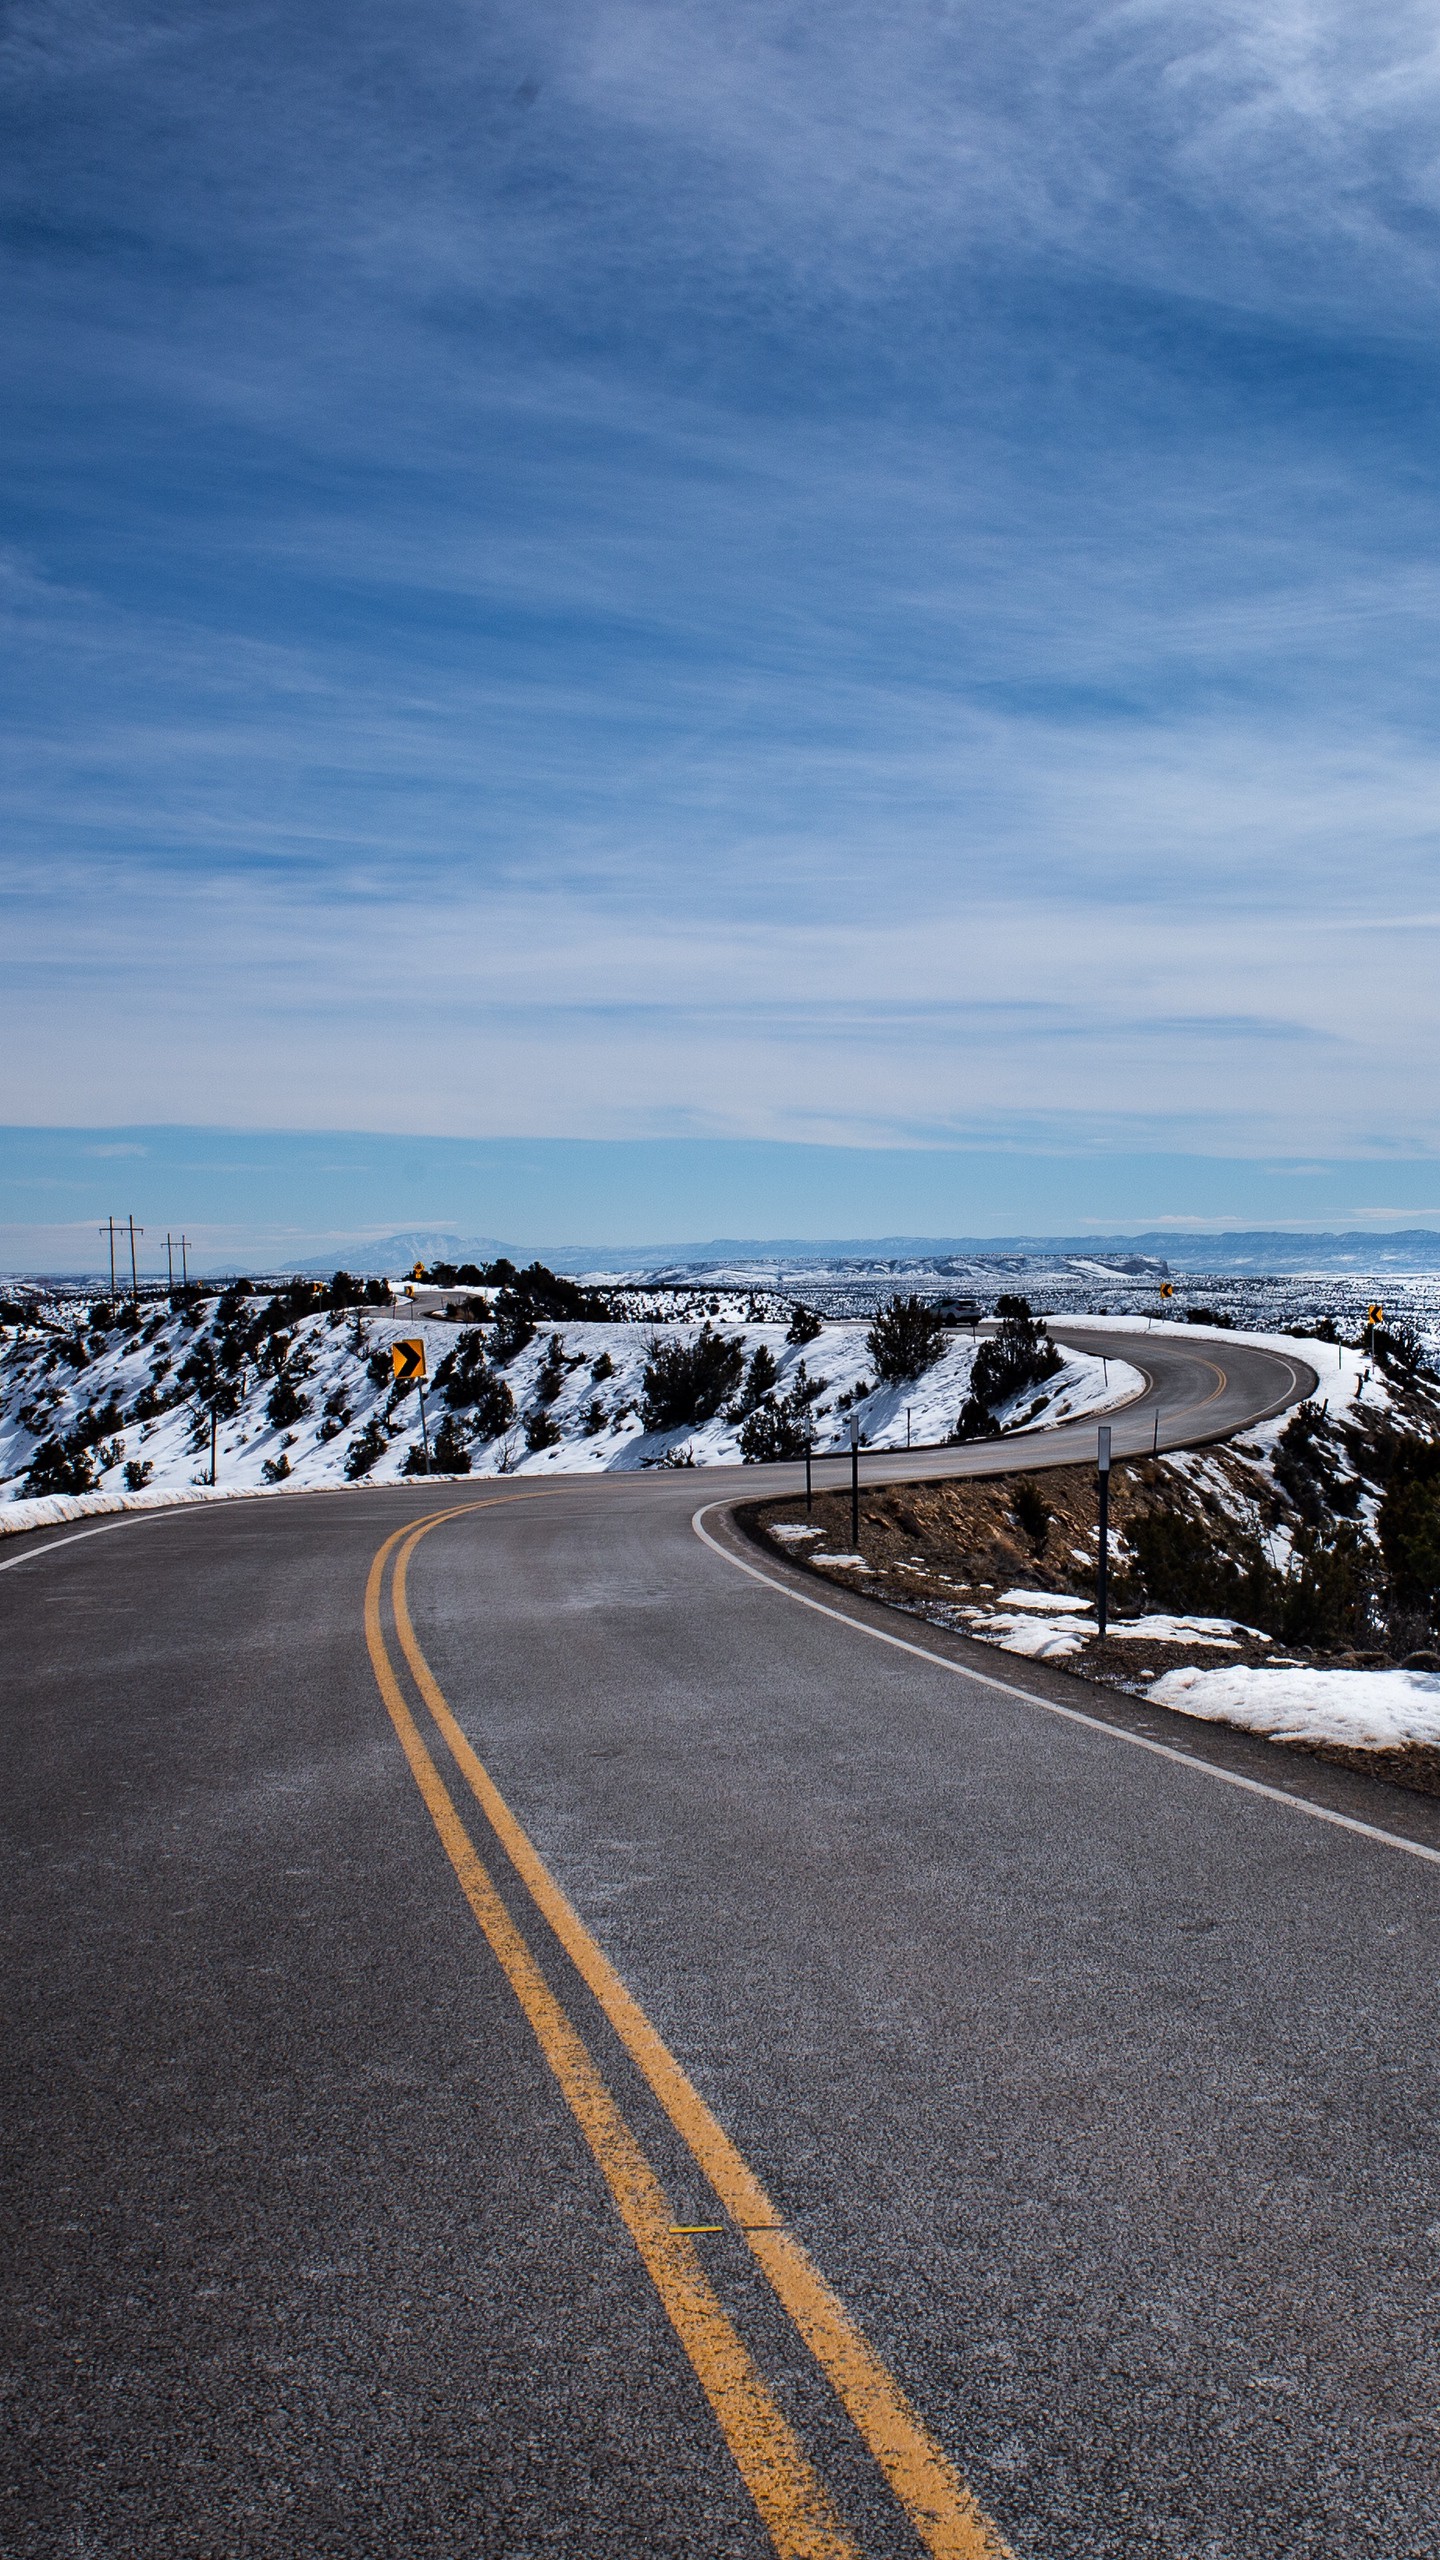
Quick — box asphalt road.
[862,1321,1320,1476]
[6,1327,1439,2559]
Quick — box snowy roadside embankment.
[1,1286,1141,1519]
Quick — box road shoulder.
[696,1493,1440,1863]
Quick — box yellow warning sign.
[392,1338,426,1385]
[1158,1282,1174,1299]
[412,1261,427,1280]
[1366,1302,1384,1328]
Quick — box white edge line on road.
[691,1503,1440,1875]
[0,1521,139,1572]
[0,1509,227,1571]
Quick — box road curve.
[10,1328,1437,2560]
[836,1323,1317,1489]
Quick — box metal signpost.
[849,1414,860,1550]
[392,1337,430,1473]
[1096,1423,1111,1639]
[804,1433,813,1514]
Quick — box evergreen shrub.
[866,1296,947,1382]
[641,1326,745,1430]
[23,1436,96,1496]
[345,1416,388,1479]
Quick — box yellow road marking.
[364,1520,858,2560]
[387,1510,1012,2560]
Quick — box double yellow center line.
[365,1499,1011,2560]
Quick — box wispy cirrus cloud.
[3,0,1440,1204]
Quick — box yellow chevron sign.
[392,1338,426,1385]
[1366,1303,1384,1327]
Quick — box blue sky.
[5,1,1440,1261]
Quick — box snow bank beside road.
[1150,1663,1440,1752]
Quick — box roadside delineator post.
[804,1433,813,1514]
[1096,1423,1111,1640]
[849,1414,860,1550]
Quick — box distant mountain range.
[288,1227,1440,1279]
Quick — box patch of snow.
[960,1599,1093,1659]
[991,1588,1093,1613]
[1106,1612,1267,1649]
[1149,1663,1440,1751]
[770,1522,824,1541]
[811,1551,872,1571]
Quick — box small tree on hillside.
[866,1295,948,1383]
[732,1344,779,1415]
[24,1435,95,1496]
[345,1415,388,1480]
[641,1326,745,1431]
[534,1334,567,1405]
[431,1412,473,1474]
[953,1297,1060,1439]
[434,1329,515,1440]
[490,1292,536,1363]
[738,1396,812,1462]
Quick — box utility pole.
[101,1217,118,1300]
[128,1216,143,1300]
[180,1235,191,1288]
[1096,1424,1111,1639]
[166,1232,174,1291]
[850,1413,860,1550]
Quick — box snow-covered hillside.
[0,1285,1138,1509]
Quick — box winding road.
[6,1325,1440,2559]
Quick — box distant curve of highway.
[8,1325,1440,2559]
